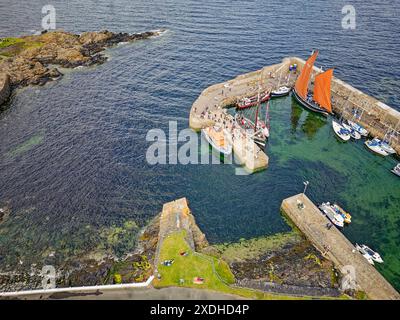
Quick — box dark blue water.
[0,0,399,289]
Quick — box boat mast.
[254,88,260,133]
[277,71,282,88]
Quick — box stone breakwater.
[0,29,164,104]
[191,56,400,160]
[189,58,296,172]
[281,194,400,300]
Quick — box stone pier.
[154,198,208,267]
[281,194,400,300]
[291,57,400,154]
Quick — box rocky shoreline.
[0,29,164,105]
[0,214,160,292]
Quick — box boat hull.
[342,123,361,140]
[347,120,369,137]
[292,88,330,117]
[391,168,400,177]
[365,140,389,156]
[201,129,232,156]
[332,120,351,141]
[237,92,270,110]
[380,143,396,155]
[271,88,291,98]
[318,203,344,228]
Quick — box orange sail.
[313,69,334,113]
[295,51,319,99]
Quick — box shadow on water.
[301,111,327,140]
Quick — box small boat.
[235,114,269,138]
[237,91,270,110]
[355,244,375,265]
[391,164,400,177]
[332,203,351,224]
[347,120,369,137]
[292,51,334,116]
[271,86,291,98]
[365,139,389,156]
[201,125,232,155]
[318,202,345,228]
[342,122,361,140]
[332,120,351,141]
[356,244,383,264]
[380,140,396,155]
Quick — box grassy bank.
[153,230,334,300]
[211,231,302,262]
[0,37,43,57]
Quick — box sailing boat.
[365,138,389,156]
[237,90,270,109]
[235,92,269,147]
[332,119,351,141]
[347,109,369,137]
[391,163,400,177]
[380,129,397,155]
[292,51,334,116]
[201,125,232,155]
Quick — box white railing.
[0,275,154,297]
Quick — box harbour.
[0,0,399,297]
[190,55,400,172]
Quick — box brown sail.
[294,51,319,99]
[313,69,334,113]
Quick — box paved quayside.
[190,58,294,172]
[281,194,400,300]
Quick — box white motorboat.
[365,139,389,156]
[356,244,383,264]
[201,126,232,155]
[332,120,351,141]
[271,86,291,98]
[355,244,375,265]
[318,202,345,228]
[380,140,396,155]
[347,120,369,137]
[391,164,400,177]
[342,122,361,140]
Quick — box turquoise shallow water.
[0,0,399,290]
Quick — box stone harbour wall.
[291,57,400,154]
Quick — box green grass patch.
[0,37,43,57]
[154,230,322,300]
[0,37,23,48]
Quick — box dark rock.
[0,29,164,103]
[0,73,11,106]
